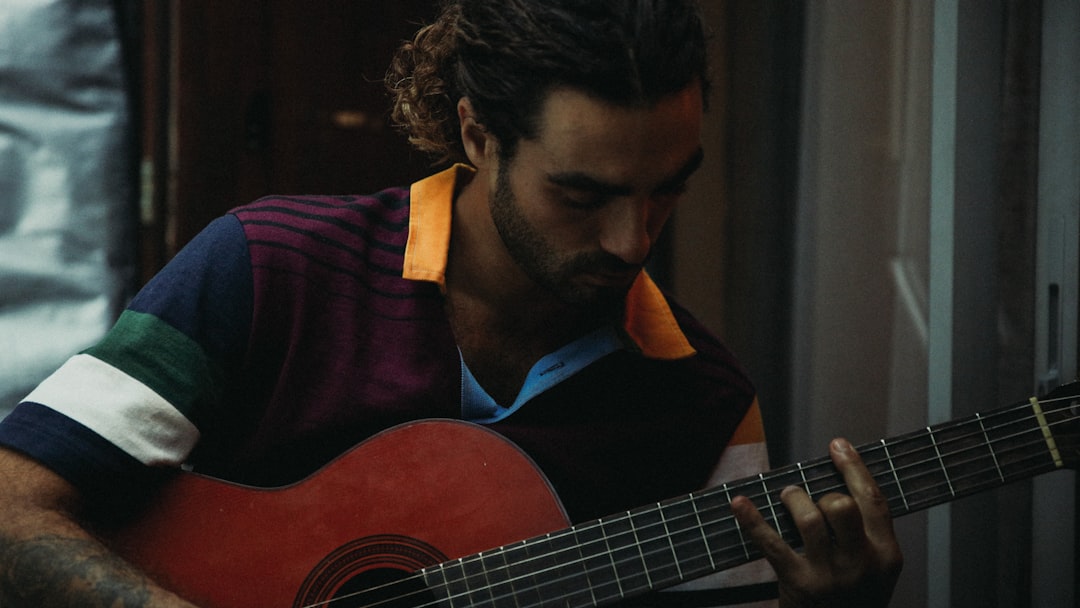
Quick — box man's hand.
[730,438,903,607]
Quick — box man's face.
[489,83,704,316]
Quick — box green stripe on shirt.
[83,309,219,418]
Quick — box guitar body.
[108,420,569,608]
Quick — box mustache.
[567,251,651,276]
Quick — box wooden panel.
[171,2,271,251]
[267,2,441,195]
[165,2,439,257]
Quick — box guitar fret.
[487,545,522,608]
[879,439,909,511]
[987,402,1060,480]
[464,556,486,608]
[657,502,685,581]
[598,518,626,599]
[930,414,1013,503]
[796,462,811,497]
[600,514,651,596]
[881,434,947,511]
[441,558,466,608]
[975,413,1006,483]
[461,552,496,607]
[759,474,782,535]
[569,525,599,607]
[636,506,682,585]
[689,494,717,570]
[722,483,751,561]
[503,538,544,608]
[476,556,494,607]
[480,552,498,606]
[543,529,593,608]
[660,497,713,581]
[537,532,572,607]
[420,564,452,608]
[532,532,562,606]
[926,427,955,497]
[626,511,655,589]
[571,522,621,605]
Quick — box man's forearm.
[0,447,200,607]
[0,532,198,608]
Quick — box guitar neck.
[416,388,1079,608]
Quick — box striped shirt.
[1,165,767,526]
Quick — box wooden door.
[143,1,440,271]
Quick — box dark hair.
[386,0,710,164]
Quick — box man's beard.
[490,162,641,320]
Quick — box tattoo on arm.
[0,534,152,607]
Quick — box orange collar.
[403,165,695,360]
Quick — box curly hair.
[386,0,710,164]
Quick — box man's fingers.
[731,440,903,606]
[729,494,802,574]
[816,492,865,549]
[777,486,832,561]
[829,438,896,543]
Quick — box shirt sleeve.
[705,397,770,487]
[0,214,252,499]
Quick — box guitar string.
[308,446,1064,608]
[301,397,1076,608]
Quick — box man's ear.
[458,97,496,168]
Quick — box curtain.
[0,0,136,417]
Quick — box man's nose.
[599,199,654,266]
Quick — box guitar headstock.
[1044,381,1080,470]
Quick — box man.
[0,1,902,606]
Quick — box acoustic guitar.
[108,383,1080,608]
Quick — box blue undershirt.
[460,325,624,423]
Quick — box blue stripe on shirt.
[0,402,157,500]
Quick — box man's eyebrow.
[546,146,705,196]
[546,170,635,197]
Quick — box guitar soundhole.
[293,535,447,608]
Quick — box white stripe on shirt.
[23,353,200,466]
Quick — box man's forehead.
[536,82,704,125]
[525,84,705,188]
